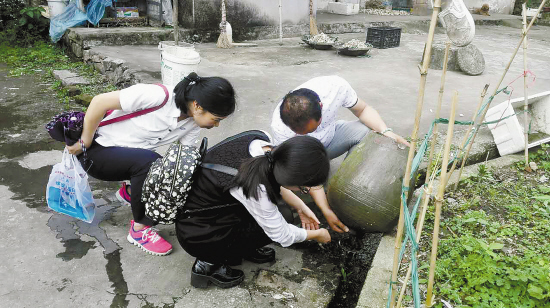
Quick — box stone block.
[428,42,460,71]
[53,70,90,87]
[457,44,485,76]
[74,94,94,107]
[327,2,360,15]
[66,86,81,97]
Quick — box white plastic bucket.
[159,43,201,87]
[159,41,199,86]
[47,0,68,18]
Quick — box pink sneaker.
[116,182,131,206]
[127,220,173,256]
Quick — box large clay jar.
[327,133,412,233]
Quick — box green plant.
[341,268,352,282]
[18,6,48,35]
[408,158,550,308]
[0,42,118,108]
[0,0,25,30]
[0,5,49,46]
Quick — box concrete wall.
[413,0,515,15]
[464,0,515,14]
[178,0,312,29]
[318,0,368,10]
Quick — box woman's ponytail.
[173,72,236,117]
[233,136,329,204]
[233,152,280,204]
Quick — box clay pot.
[327,132,414,233]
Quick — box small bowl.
[311,43,334,50]
[337,47,371,57]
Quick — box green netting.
[385,85,533,308]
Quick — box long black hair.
[173,72,236,117]
[233,136,330,204]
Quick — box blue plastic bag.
[46,149,96,223]
[49,0,113,43]
[49,2,88,43]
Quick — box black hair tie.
[265,151,274,171]
[184,74,201,86]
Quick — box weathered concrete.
[83,49,139,87]
[61,12,521,60]
[52,70,90,86]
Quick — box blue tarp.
[50,0,113,43]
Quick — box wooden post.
[309,0,318,35]
[192,0,195,27]
[173,0,179,45]
[448,84,489,190]
[522,3,529,165]
[455,0,547,175]
[389,0,443,306]
[426,91,459,307]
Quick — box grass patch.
[399,145,550,308]
[0,40,117,109]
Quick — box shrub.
[0,0,25,31]
[0,1,50,46]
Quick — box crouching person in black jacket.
[175,131,332,289]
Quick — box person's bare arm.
[281,187,320,230]
[349,98,410,147]
[66,91,122,155]
[306,228,331,243]
[309,186,349,233]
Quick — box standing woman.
[175,133,332,289]
[66,73,236,256]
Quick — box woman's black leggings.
[78,141,161,226]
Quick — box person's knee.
[351,122,370,143]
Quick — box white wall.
[318,0,368,10]
[463,0,515,14]
[424,0,515,14]
[237,0,312,24]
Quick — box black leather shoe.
[243,247,276,264]
[190,259,244,289]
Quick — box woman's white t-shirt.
[95,84,201,149]
[229,138,308,247]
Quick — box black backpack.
[141,138,237,224]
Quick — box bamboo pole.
[522,3,529,166]
[448,84,489,190]
[389,0,443,306]
[173,0,179,45]
[453,0,547,181]
[395,42,452,307]
[396,156,441,308]
[426,91,459,307]
[279,0,283,45]
[427,41,451,178]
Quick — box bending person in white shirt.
[66,72,237,256]
[271,75,410,233]
[175,133,331,289]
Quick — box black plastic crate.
[366,26,401,49]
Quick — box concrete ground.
[2,11,550,308]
